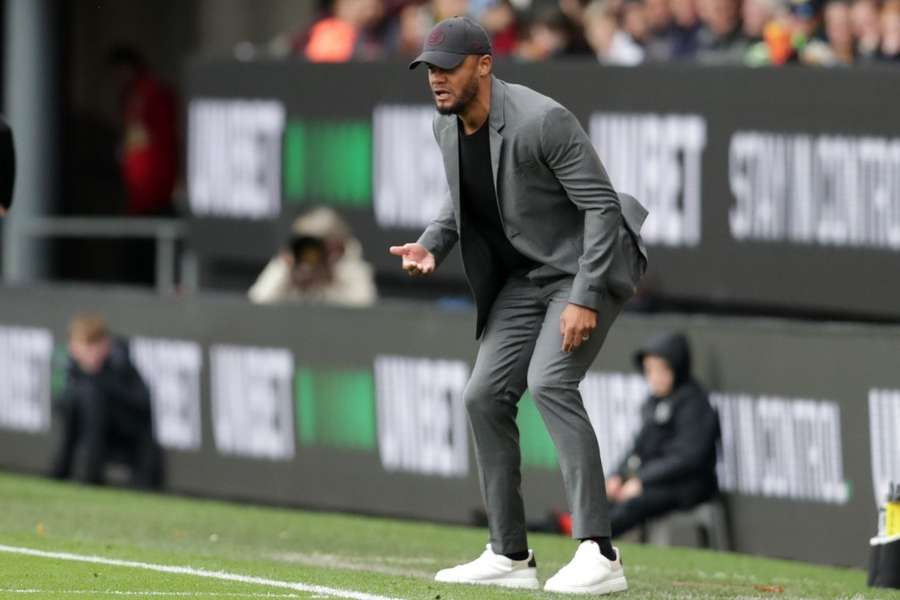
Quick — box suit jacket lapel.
[488,77,506,204]
[489,128,503,198]
[438,119,461,229]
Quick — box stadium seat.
[644,497,731,551]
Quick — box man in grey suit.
[390,15,647,595]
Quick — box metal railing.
[16,217,197,294]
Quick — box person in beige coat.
[248,207,377,307]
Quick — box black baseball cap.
[409,16,493,70]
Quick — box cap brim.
[408,50,467,70]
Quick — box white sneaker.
[543,541,628,595]
[434,544,539,589]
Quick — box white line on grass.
[0,545,404,600]
[2,591,301,597]
[267,552,432,579]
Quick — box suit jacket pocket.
[607,224,645,300]
[619,193,649,272]
[627,227,648,282]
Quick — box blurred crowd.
[289,0,900,66]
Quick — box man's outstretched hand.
[389,243,436,277]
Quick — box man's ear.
[479,54,493,77]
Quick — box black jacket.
[63,338,152,420]
[616,332,720,505]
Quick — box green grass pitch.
[0,471,889,599]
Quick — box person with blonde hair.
[50,314,160,488]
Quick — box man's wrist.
[567,302,597,314]
[569,275,602,311]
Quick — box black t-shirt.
[458,119,537,276]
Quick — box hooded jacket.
[616,332,720,505]
[63,338,152,421]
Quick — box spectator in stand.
[469,0,494,12]
[788,0,823,36]
[646,0,674,34]
[696,0,752,63]
[622,0,653,46]
[560,0,590,24]
[822,0,856,63]
[785,0,835,63]
[478,0,521,55]
[880,0,900,60]
[742,0,786,64]
[642,0,679,61]
[744,0,782,43]
[108,46,178,217]
[851,0,882,60]
[303,0,384,62]
[248,207,377,307]
[562,0,610,52]
[583,0,646,64]
[436,0,471,18]
[668,0,704,58]
[386,2,432,57]
[517,7,580,59]
[50,314,162,488]
[383,0,522,59]
[380,1,451,59]
[603,0,630,18]
[281,0,900,66]
[108,45,179,287]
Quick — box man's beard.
[436,75,480,115]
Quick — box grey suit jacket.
[417,76,649,338]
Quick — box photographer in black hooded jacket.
[606,332,720,537]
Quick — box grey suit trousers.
[464,273,624,555]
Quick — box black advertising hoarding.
[185,61,900,319]
[0,285,899,568]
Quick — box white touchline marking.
[1,591,300,597]
[267,552,432,579]
[0,545,405,600]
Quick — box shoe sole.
[544,574,628,595]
